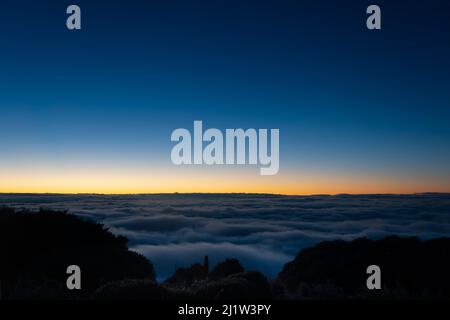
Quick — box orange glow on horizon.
[1,165,449,195]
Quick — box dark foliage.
[195,271,272,300]
[163,257,271,299]
[209,258,244,280]
[91,279,188,300]
[276,236,450,298]
[0,207,155,299]
[164,263,207,289]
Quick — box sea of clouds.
[1,193,450,280]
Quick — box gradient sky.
[0,0,449,194]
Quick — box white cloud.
[2,193,450,280]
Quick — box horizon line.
[1,191,449,197]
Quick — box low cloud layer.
[2,193,450,280]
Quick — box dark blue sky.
[1,0,449,194]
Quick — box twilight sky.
[0,0,449,194]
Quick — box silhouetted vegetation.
[209,258,244,280]
[276,236,450,299]
[193,271,272,300]
[91,279,187,300]
[164,263,208,289]
[163,257,271,299]
[0,207,155,299]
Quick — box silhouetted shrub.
[195,272,272,300]
[91,279,188,300]
[0,207,155,300]
[164,257,271,300]
[276,236,450,299]
[164,263,207,289]
[209,258,244,280]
